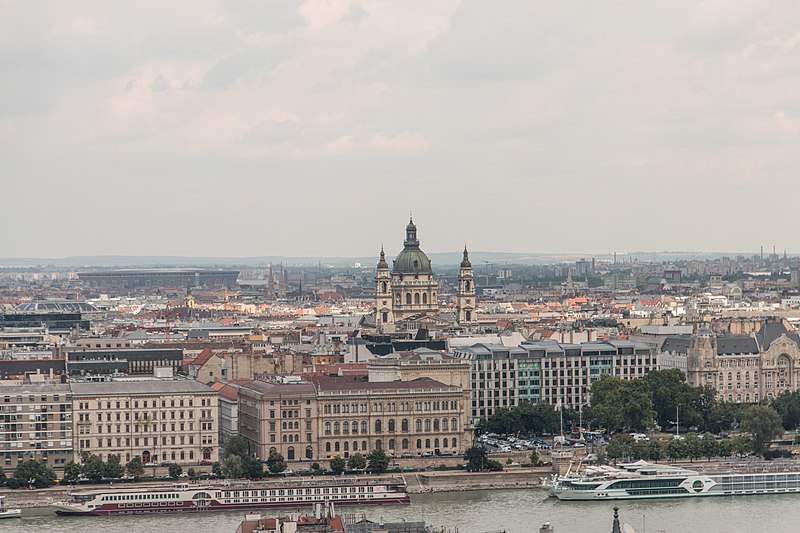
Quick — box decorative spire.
[404,216,419,248]
[460,244,471,268]
[377,244,388,269]
[611,507,622,533]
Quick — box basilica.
[375,218,477,332]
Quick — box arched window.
[375,420,382,433]
[381,281,387,293]
[333,422,340,434]
[442,438,448,448]
[388,419,395,432]
[424,419,431,431]
[306,446,313,459]
[466,311,472,321]
[451,418,457,431]
[352,421,358,433]
[334,442,340,452]
[325,422,331,435]
[353,441,358,451]
[416,439,422,449]
[362,440,367,451]
[376,440,382,450]
[361,421,368,433]
[287,447,295,460]
[406,293,412,305]
[434,438,439,448]
[401,419,409,432]
[425,438,431,448]
[433,419,440,431]
[344,441,349,451]
[451,438,457,448]
[415,419,422,432]
[414,293,420,304]
[402,438,409,449]
[389,439,395,450]
[422,293,428,304]
[325,442,331,452]
[465,281,471,291]
[442,418,449,431]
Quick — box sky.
[2,1,800,259]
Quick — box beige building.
[238,381,318,462]
[190,349,307,385]
[238,374,472,463]
[0,384,73,469]
[367,348,471,390]
[669,320,800,403]
[71,380,219,466]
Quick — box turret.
[375,246,394,330]
[457,245,477,327]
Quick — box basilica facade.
[375,218,477,331]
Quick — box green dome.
[393,248,432,274]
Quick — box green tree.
[126,457,145,478]
[212,462,222,477]
[347,453,366,471]
[329,455,346,475]
[224,436,249,458]
[590,376,654,431]
[14,459,55,488]
[168,463,183,479]
[772,390,800,430]
[63,461,82,483]
[310,462,322,474]
[529,449,540,466]
[684,433,703,463]
[103,454,125,479]
[367,448,389,474]
[83,454,105,482]
[647,440,665,462]
[266,451,286,474]
[221,455,244,478]
[243,455,265,478]
[187,468,197,480]
[717,438,733,457]
[666,438,686,461]
[630,441,649,461]
[741,405,784,456]
[643,369,700,430]
[464,446,489,472]
[701,433,718,461]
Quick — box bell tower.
[457,245,477,327]
[375,246,394,331]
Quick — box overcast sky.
[2,1,799,259]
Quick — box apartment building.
[0,384,72,469]
[71,380,218,466]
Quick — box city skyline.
[3,2,800,257]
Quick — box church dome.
[393,216,432,274]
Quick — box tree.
[103,454,125,479]
[701,433,718,461]
[224,436,249,458]
[647,440,665,463]
[529,449,540,466]
[772,390,800,430]
[590,376,654,432]
[310,462,322,474]
[266,451,286,474]
[168,463,183,479]
[605,435,632,462]
[464,446,489,472]
[367,448,389,474]
[64,461,82,483]
[83,454,105,482]
[221,455,244,479]
[329,456,346,475]
[14,459,55,488]
[666,438,686,461]
[347,453,366,471]
[126,457,145,478]
[212,462,222,477]
[741,405,784,456]
[243,455,265,478]
[684,434,703,463]
[187,468,197,480]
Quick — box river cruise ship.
[52,478,410,516]
[551,460,800,501]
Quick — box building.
[66,348,184,377]
[0,384,73,469]
[665,320,800,403]
[456,247,477,328]
[367,348,471,390]
[78,269,239,289]
[210,381,240,447]
[238,373,471,462]
[70,380,218,465]
[0,312,90,335]
[238,381,318,462]
[454,339,656,420]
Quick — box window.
[401,419,409,432]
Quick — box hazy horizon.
[3,2,799,257]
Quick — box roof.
[756,320,800,350]
[210,381,240,401]
[313,376,452,392]
[716,335,759,355]
[70,379,215,396]
[241,381,317,396]
[661,335,691,354]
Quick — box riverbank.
[0,468,549,510]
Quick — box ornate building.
[375,218,476,331]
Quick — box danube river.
[6,489,800,533]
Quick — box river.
[4,488,800,533]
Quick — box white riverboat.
[52,478,410,516]
[551,460,800,501]
[0,496,21,519]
